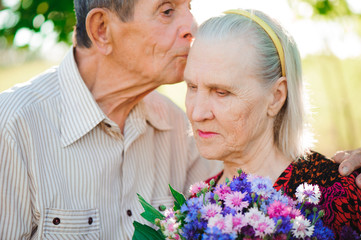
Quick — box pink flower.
[224,191,249,211]
[244,207,264,226]
[254,216,275,238]
[161,217,180,238]
[164,209,175,219]
[214,184,232,200]
[189,181,209,195]
[232,213,247,232]
[289,208,302,219]
[292,216,314,238]
[267,200,291,218]
[208,214,233,234]
[201,203,222,220]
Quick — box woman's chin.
[199,151,222,161]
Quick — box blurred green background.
[0,0,360,157]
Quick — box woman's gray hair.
[195,10,311,160]
[74,0,138,48]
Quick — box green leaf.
[137,193,165,224]
[132,221,165,240]
[169,184,186,211]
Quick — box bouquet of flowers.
[132,170,335,240]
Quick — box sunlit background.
[1,0,361,157]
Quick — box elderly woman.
[184,9,361,237]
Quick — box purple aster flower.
[339,225,360,240]
[295,183,321,204]
[241,225,256,238]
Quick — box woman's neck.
[218,140,293,184]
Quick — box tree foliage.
[0,0,75,47]
[0,0,360,48]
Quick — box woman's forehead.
[186,38,257,80]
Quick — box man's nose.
[179,9,197,42]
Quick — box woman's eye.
[187,84,197,91]
[216,90,229,97]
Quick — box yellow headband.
[223,9,286,77]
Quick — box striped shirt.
[0,49,221,239]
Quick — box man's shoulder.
[0,66,60,129]
[144,91,184,112]
[144,91,187,117]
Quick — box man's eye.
[162,8,174,16]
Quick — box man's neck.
[74,47,159,132]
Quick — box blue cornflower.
[229,176,251,194]
[182,197,203,222]
[250,176,274,198]
[204,191,217,204]
[270,190,292,205]
[221,206,237,216]
[274,216,293,234]
[203,227,237,240]
[312,219,335,240]
[181,222,202,239]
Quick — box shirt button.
[127,209,132,217]
[53,217,61,225]
[88,217,93,225]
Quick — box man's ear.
[86,8,113,55]
[267,77,287,117]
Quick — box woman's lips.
[197,130,218,138]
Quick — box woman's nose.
[191,95,214,122]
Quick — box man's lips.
[197,130,218,138]
[177,54,188,58]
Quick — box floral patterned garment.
[207,151,361,237]
[273,151,361,237]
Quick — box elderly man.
[0,0,220,239]
[0,0,360,239]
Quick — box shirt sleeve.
[0,129,33,239]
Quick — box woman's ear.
[267,77,287,117]
[86,8,113,55]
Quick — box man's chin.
[159,72,184,85]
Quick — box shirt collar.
[142,92,173,131]
[59,48,172,147]
[59,48,106,147]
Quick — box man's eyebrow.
[155,0,172,11]
[183,77,192,84]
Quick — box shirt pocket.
[43,208,100,240]
[151,196,175,212]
